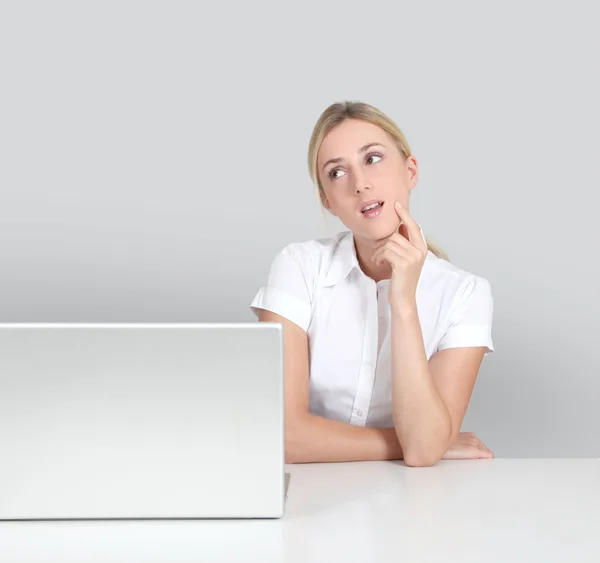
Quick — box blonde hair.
[307,100,449,261]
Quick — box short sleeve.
[250,244,313,332]
[436,275,494,355]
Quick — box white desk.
[1,459,598,563]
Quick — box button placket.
[350,277,378,426]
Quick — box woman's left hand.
[371,201,428,311]
[442,432,494,460]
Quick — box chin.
[353,221,398,242]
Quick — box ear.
[405,155,419,191]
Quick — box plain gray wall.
[1,3,598,458]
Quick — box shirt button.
[364,363,372,370]
[357,410,364,417]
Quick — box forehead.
[318,119,390,165]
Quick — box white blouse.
[250,227,494,429]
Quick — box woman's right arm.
[258,308,404,464]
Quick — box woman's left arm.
[372,201,492,467]
[390,303,487,466]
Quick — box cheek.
[374,164,408,194]
[373,160,398,180]
[321,187,337,210]
[323,192,352,218]
[324,193,342,212]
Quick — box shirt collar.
[322,225,429,288]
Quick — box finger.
[383,232,423,260]
[471,435,493,454]
[372,247,405,268]
[394,202,422,248]
[372,240,415,265]
[394,201,427,252]
[477,441,494,458]
[399,222,410,241]
[379,241,422,269]
[446,450,475,460]
[372,240,423,267]
[470,446,493,459]
[371,247,409,269]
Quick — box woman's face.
[317,118,418,242]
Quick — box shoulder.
[421,252,493,311]
[277,231,347,259]
[251,233,346,330]
[423,254,495,353]
[270,231,348,276]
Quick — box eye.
[366,152,383,165]
[328,168,346,180]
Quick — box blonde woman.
[251,101,495,467]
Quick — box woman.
[251,101,495,466]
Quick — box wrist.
[379,427,403,460]
[391,299,418,319]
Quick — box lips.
[360,200,384,213]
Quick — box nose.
[353,169,371,194]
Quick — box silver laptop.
[0,322,288,520]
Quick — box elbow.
[401,421,453,467]
[284,435,301,464]
[403,451,441,467]
[284,414,309,464]
[284,434,299,464]
[402,437,449,467]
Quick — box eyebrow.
[321,142,386,172]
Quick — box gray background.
[1,2,598,457]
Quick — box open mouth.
[361,201,384,216]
